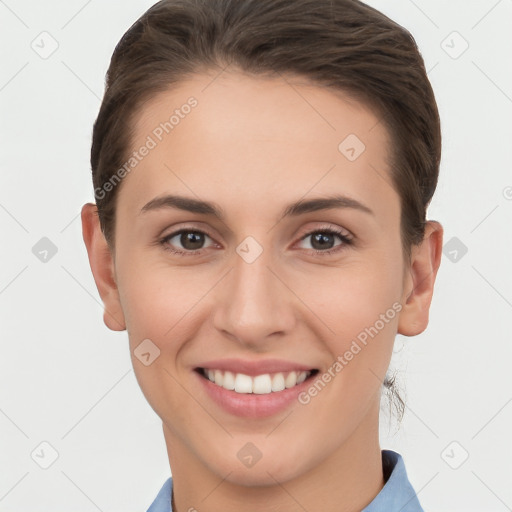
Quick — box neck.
[164,403,385,512]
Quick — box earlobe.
[81,203,126,331]
[397,221,443,337]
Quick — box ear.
[81,203,126,331]
[397,220,443,337]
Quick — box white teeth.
[271,373,286,392]
[285,371,298,388]
[223,371,235,390]
[296,371,307,384]
[202,369,311,394]
[234,373,253,393]
[253,374,272,394]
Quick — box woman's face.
[86,70,435,486]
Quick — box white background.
[1,0,511,510]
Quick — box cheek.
[293,251,403,339]
[116,254,201,342]
[116,261,207,425]
[291,250,403,391]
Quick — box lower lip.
[195,370,315,418]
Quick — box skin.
[82,69,443,512]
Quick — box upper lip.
[196,358,317,376]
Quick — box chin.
[204,447,308,488]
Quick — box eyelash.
[158,226,353,257]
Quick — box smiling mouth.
[195,367,319,395]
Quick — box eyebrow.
[140,193,374,220]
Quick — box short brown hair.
[91,0,440,259]
[90,0,442,422]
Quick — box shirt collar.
[362,449,424,511]
[146,449,423,512]
[146,476,172,512]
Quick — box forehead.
[122,70,397,225]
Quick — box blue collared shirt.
[146,449,424,511]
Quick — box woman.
[81,0,443,510]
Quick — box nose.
[212,246,296,349]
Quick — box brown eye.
[297,228,353,255]
[310,232,337,251]
[161,229,215,255]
